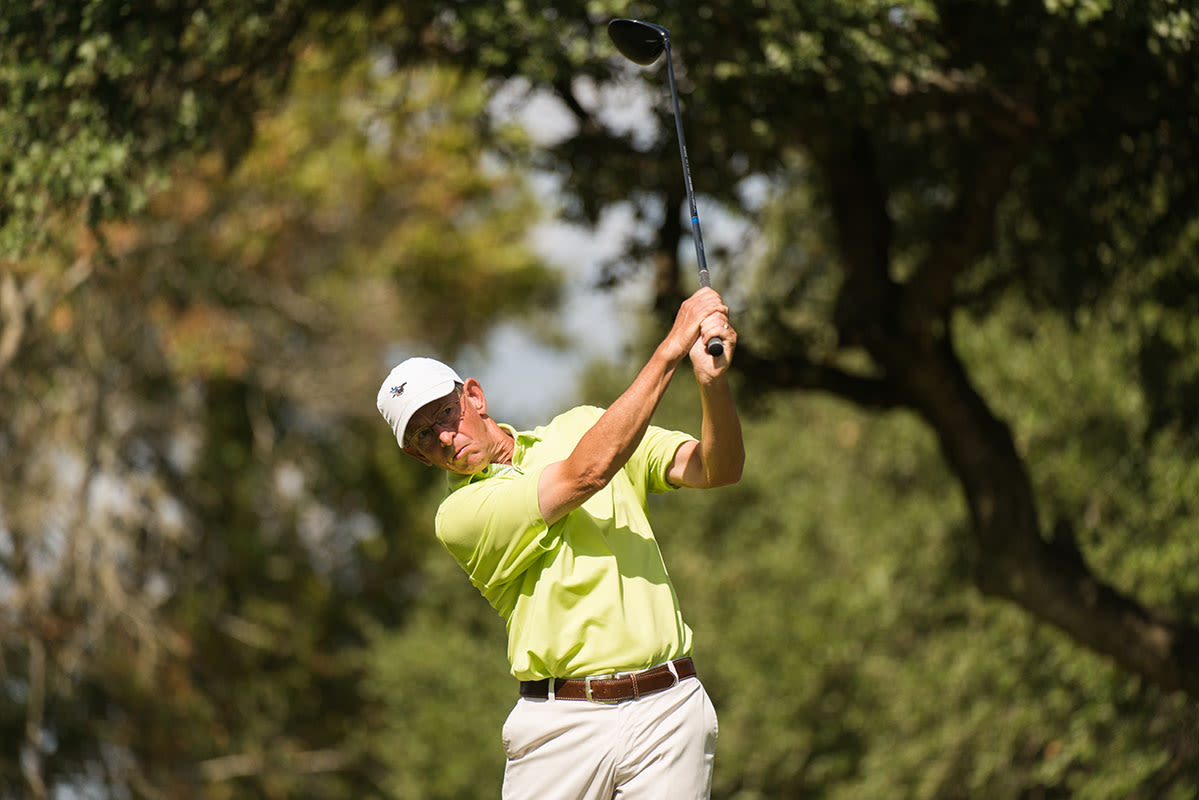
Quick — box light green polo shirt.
[434,405,696,681]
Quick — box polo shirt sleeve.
[434,466,554,591]
[631,424,696,495]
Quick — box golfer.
[376,287,744,799]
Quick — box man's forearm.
[567,344,683,487]
[538,287,729,524]
[696,374,744,487]
[537,345,685,525]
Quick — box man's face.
[401,380,501,474]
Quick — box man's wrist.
[654,340,690,368]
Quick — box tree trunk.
[801,119,1199,698]
[893,331,1199,695]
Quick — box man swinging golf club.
[376,284,743,798]
[377,17,742,798]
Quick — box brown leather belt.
[519,657,696,703]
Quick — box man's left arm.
[667,318,745,489]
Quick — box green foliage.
[362,548,512,799]
[4,0,1199,797]
[957,295,1199,615]
[349,0,1199,780]
[0,0,326,258]
[625,297,1199,798]
[0,15,554,797]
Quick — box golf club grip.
[695,235,723,356]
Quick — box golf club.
[607,17,724,357]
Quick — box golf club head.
[608,18,669,65]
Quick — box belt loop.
[661,662,681,690]
[548,678,555,701]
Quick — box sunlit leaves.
[0,0,314,259]
[1,11,556,796]
[625,302,1199,797]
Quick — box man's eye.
[438,404,455,421]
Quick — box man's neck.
[490,420,516,465]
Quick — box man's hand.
[661,288,730,366]
[689,304,735,383]
[667,288,734,383]
[539,287,741,523]
[665,288,743,489]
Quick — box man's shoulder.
[543,404,604,426]
[534,404,603,436]
[559,403,604,422]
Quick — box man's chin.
[445,458,487,476]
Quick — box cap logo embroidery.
[390,382,406,398]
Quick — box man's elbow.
[539,460,613,525]
[713,470,743,488]
[564,459,616,499]
[706,457,744,488]
[577,468,613,496]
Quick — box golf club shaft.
[663,41,724,357]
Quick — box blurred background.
[2,1,1198,797]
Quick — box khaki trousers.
[500,676,718,800]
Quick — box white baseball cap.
[376,357,463,448]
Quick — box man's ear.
[462,378,487,416]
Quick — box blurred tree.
[642,298,1199,797]
[379,0,1199,695]
[4,0,1199,797]
[0,10,554,798]
[0,0,315,259]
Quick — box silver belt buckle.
[584,675,620,704]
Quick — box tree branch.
[808,125,896,350]
[979,526,1199,695]
[651,187,684,314]
[22,635,47,800]
[885,71,1039,141]
[901,136,1029,327]
[198,748,353,782]
[893,328,1199,696]
[734,346,907,411]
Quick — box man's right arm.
[537,288,729,525]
